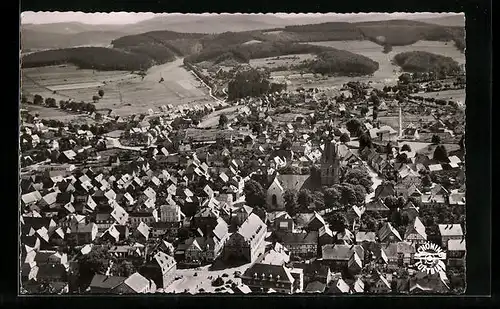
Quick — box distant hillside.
[112,19,464,54]
[21,47,159,71]
[418,15,465,27]
[393,51,461,74]
[20,15,293,51]
[22,19,465,72]
[185,41,379,76]
[354,19,460,46]
[21,15,466,52]
[129,14,294,34]
[21,22,126,34]
[111,31,206,56]
[21,29,127,51]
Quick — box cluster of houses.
[20,80,465,294]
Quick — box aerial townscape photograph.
[19,11,466,295]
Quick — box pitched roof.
[278,231,318,245]
[447,239,466,251]
[356,231,377,243]
[366,199,390,212]
[378,222,402,242]
[212,217,229,241]
[438,224,463,237]
[353,278,365,293]
[124,272,150,293]
[21,191,43,205]
[259,243,290,266]
[136,222,151,240]
[330,278,350,293]
[276,174,312,192]
[319,225,334,238]
[308,212,327,227]
[322,244,364,261]
[377,273,391,289]
[90,274,127,290]
[405,217,427,240]
[348,251,363,269]
[304,281,326,293]
[448,191,465,205]
[237,213,266,241]
[111,206,129,226]
[243,263,295,284]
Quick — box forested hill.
[111,19,465,59]
[392,51,461,74]
[21,47,166,71]
[21,19,464,72]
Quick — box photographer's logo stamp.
[413,242,447,274]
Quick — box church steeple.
[320,137,340,186]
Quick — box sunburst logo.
[413,242,447,275]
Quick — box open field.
[377,114,436,129]
[198,106,240,128]
[249,53,316,69]
[289,40,466,89]
[414,89,466,104]
[22,58,217,117]
[22,104,99,124]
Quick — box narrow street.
[364,161,383,203]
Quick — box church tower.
[320,138,340,186]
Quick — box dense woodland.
[393,51,461,74]
[227,68,287,100]
[185,42,379,76]
[185,42,328,63]
[299,50,379,76]
[21,47,154,71]
[22,20,465,72]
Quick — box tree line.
[22,47,156,71]
[227,68,287,100]
[393,51,461,75]
[185,41,379,78]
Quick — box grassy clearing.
[21,59,217,117]
[22,104,97,124]
[301,40,465,88]
[415,89,465,103]
[249,53,317,69]
[377,115,436,129]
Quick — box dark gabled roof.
[322,244,364,261]
[378,222,402,242]
[276,231,318,245]
[90,274,127,290]
[374,183,395,200]
[291,261,329,277]
[36,264,67,280]
[366,199,390,212]
[304,281,326,293]
[96,213,112,222]
[21,217,52,231]
[242,263,294,284]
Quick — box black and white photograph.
[19,12,467,295]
